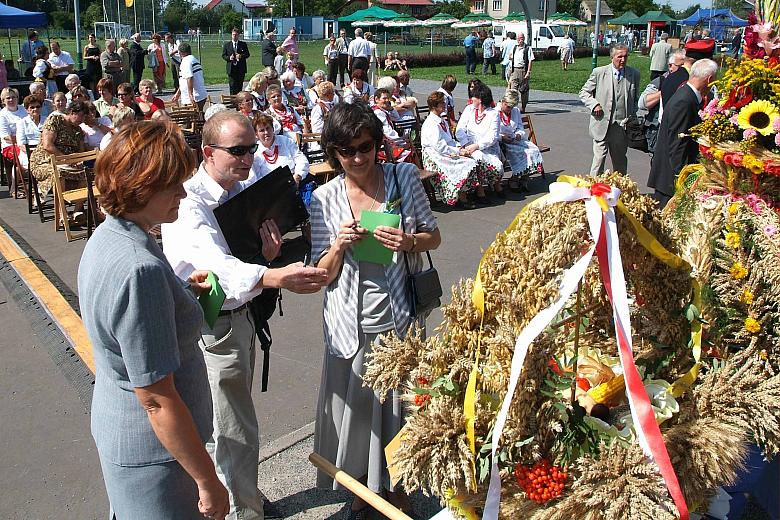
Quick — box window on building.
[539,0,546,11]
[474,0,485,12]
[492,0,502,11]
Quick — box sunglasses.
[336,141,375,157]
[208,143,259,156]
[118,91,133,96]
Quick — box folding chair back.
[521,114,550,153]
[301,133,337,184]
[51,149,100,242]
[24,144,45,221]
[220,94,237,110]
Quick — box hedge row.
[403,46,611,68]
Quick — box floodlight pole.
[74,0,84,68]
[591,0,601,70]
[151,0,157,34]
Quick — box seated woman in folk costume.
[251,113,309,185]
[498,89,543,192]
[372,88,418,166]
[310,81,338,152]
[376,76,415,122]
[266,84,305,142]
[342,69,374,104]
[455,81,505,201]
[421,90,487,209]
[280,70,311,116]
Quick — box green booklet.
[352,210,401,265]
[198,271,226,329]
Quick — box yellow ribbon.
[463,176,704,463]
[445,489,479,520]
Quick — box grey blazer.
[579,64,640,141]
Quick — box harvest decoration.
[363,171,780,518]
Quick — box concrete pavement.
[0,81,653,518]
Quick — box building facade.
[472,0,558,22]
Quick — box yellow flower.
[728,203,739,216]
[737,100,780,136]
[712,149,725,161]
[743,154,765,175]
[725,232,741,248]
[741,289,754,304]
[744,317,761,334]
[731,262,748,279]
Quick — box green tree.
[163,0,194,33]
[438,0,471,19]
[677,3,701,18]
[556,0,581,17]
[216,5,246,32]
[50,10,76,29]
[82,2,103,29]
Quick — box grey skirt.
[314,331,403,493]
[99,456,204,519]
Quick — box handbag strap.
[390,164,435,276]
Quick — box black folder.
[213,165,309,264]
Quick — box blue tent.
[0,3,47,28]
[679,8,748,27]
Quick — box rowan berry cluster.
[514,458,567,503]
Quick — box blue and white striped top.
[310,163,438,358]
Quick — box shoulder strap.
[390,164,434,275]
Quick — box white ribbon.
[483,182,618,519]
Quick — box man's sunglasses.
[336,141,375,157]
[208,143,259,156]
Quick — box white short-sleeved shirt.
[179,55,207,105]
[0,106,28,150]
[347,37,372,59]
[48,50,75,76]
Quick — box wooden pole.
[308,452,413,520]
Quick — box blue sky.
[664,0,707,12]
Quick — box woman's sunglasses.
[335,141,375,157]
[208,143,259,156]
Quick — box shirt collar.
[612,65,624,77]
[686,82,703,104]
[187,163,230,209]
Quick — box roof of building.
[373,0,433,5]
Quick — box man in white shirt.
[165,33,181,88]
[162,111,327,520]
[347,28,372,75]
[172,42,208,110]
[48,41,75,93]
[500,32,517,81]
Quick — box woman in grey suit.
[78,121,229,520]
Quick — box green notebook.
[198,271,226,329]
[352,210,402,265]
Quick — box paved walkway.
[0,83,653,518]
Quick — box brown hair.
[252,113,275,130]
[22,94,40,109]
[96,77,114,94]
[95,121,196,216]
[427,90,445,110]
[441,74,457,92]
[234,91,253,106]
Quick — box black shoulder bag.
[391,165,443,318]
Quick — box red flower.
[700,144,713,158]
[723,85,753,110]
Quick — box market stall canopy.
[452,12,495,28]
[421,12,460,26]
[635,10,677,24]
[351,15,388,27]
[503,11,527,21]
[339,6,402,22]
[0,3,47,28]
[679,8,748,27]
[550,12,577,21]
[384,13,423,27]
[609,11,642,25]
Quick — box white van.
[492,20,567,52]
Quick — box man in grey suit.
[579,44,640,175]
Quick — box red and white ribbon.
[482,181,688,520]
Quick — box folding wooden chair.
[415,104,430,124]
[220,94,237,110]
[8,146,28,199]
[24,144,46,221]
[300,133,337,184]
[51,149,100,242]
[521,114,549,178]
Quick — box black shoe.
[343,505,370,520]
[475,195,491,205]
[263,500,283,519]
[457,198,476,209]
[494,189,507,199]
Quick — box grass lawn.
[7,38,652,95]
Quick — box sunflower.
[737,100,780,136]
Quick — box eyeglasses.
[335,141,375,157]
[208,143,259,156]
[118,91,133,96]
[27,105,42,109]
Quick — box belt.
[218,302,249,316]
